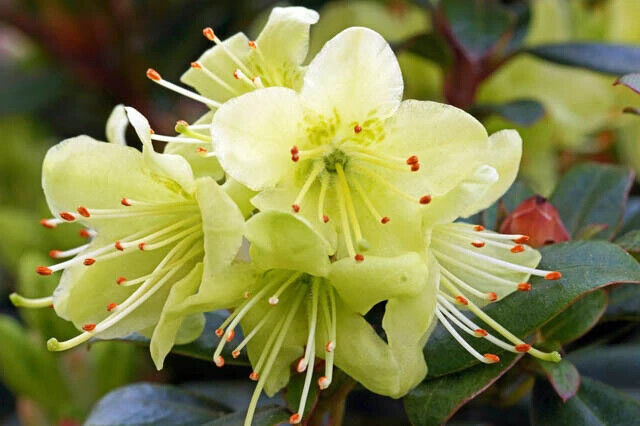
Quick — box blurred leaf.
[620,197,640,235]
[616,230,640,253]
[399,33,452,67]
[284,370,319,419]
[536,359,581,402]
[89,342,142,401]
[615,73,640,95]
[527,43,640,75]
[204,405,290,426]
[569,344,640,391]
[472,99,546,127]
[603,284,640,322]
[0,315,73,419]
[530,376,640,425]
[116,311,249,365]
[438,0,512,58]
[85,383,229,426]
[550,163,634,240]
[0,68,64,116]
[540,289,608,345]
[425,241,640,378]
[404,352,520,425]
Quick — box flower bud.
[499,196,570,248]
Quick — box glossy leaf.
[536,359,581,402]
[615,73,640,95]
[550,163,634,240]
[424,241,640,378]
[527,43,640,75]
[603,284,640,322]
[85,383,229,426]
[204,405,290,426]
[472,99,545,127]
[540,289,608,345]
[404,352,520,425]
[616,230,640,253]
[568,344,640,391]
[530,377,640,425]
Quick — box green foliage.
[535,359,581,402]
[527,43,640,75]
[471,99,546,127]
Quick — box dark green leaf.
[284,371,319,419]
[115,312,249,365]
[620,197,640,235]
[472,99,546,127]
[398,33,452,67]
[204,405,290,426]
[540,290,608,345]
[530,376,640,425]
[568,344,640,391]
[527,43,640,75]
[603,284,640,322]
[616,230,640,253]
[425,241,640,378]
[550,163,634,240]
[614,73,640,95]
[405,352,520,425]
[439,0,512,57]
[536,359,581,402]
[85,383,228,426]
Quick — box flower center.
[13,197,204,351]
[211,271,337,425]
[323,148,348,172]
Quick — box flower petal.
[125,107,195,194]
[150,263,205,370]
[252,7,319,89]
[211,87,304,191]
[463,130,522,215]
[245,211,331,277]
[180,32,252,104]
[381,100,489,195]
[105,104,128,145]
[301,27,403,123]
[328,252,427,315]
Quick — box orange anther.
[291,154,299,162]
[215,328,224,338]
[325,341,335,352]
[515,343,531,352]
[232,350,240,359]
[484,353,500,363]
[318,376,330,390]
[49,250,61,259]
[116,277,127,285]
[290,146,299,155]
[513,235,530,244]
[248,40,256,49]
[146,68,161,81]
[83,258,96,266]
[474,225,485,231]
[121,198,132,206]
[471,241,485,248]
[410,163,420,172]
[354,253,364,262]
[455,295,468,305]
[406,155,419,165]
[77,206,90,217]
[115,241,124,251]
[149,128,155,134]
[354,124,362,133]
[249,372,259,381]
[487,292,498,302]
[474,328,488,337]
[296,358,308,373]
[517,282,531,291]
[40,218,56,229]
[107,302,118,312]
[322,215,330,223]
[202,27,215,41]
[214,355,224,367]
[190,61,202,69]
[289,413,301,424]
[138,242,146,251]
[36,266,53,276]
[420,195,432,205]
[545,271,562,280]
[511,245,525,253]
[381,216,390,224]
[82,323,96,332]
[79,228,91,238]
[60,212,75,221]
[292,204,300,213]
[233,70,240,80]
[226,329,235,342]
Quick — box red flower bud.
[499,196,570,248]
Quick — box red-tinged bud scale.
[500,196,570,248]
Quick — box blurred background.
[0,0,639,425]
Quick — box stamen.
[351,175,386,224]
[471,241,485,248]
[215,355,225,367]
[354,166,424,204]
[83,258,96,266]
[336,164,367,254]
[299,279,320,373]
[36,266,52,276]
[474,225,485,231]
[354,124,362,133]
[190,61,240,95]
[517,283,531,291]
[60,212,75,221]
[233,68,257,89]
[9,294,53,308]
[434,307,492,364]
[318,376,330,390]
[515,343,531,352]
[175,121,212,143]
[82,324,96,332]
[455,295,468,305]
[79,228,95,239]
[420,195,432,205]
[510,245,525,253]
[268,273,303,306]
[151,134,208,144]
[514,236,530,244]
[292,162,324,212]
[318,172,330,223]
[202,27,253,77]
[49,244,90,259]
[335,175,357,259]
[146,68,221,108]
[40,218,63,229]
[484,354,500,363]
[106,302,118,312]
[116,277,127,285]
[232,307,279,358]
[545,271,562,280]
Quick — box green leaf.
[204,405,290,426]
[530,376,640,425]
[0,315,73,419]
[89,342,142,400]
[568,344,640,391]
[439,0,513,58]
[404,352,521,425]
[550,163,634,240]
[536,359,581,402]
[615,73,640,95]
[284,370,319,419]
[472,99,546,127]
[85,383,229,426]
[424,241,640,378]
[615,230,640,253]
[115,311,249,365]
[540,289,608,345]
[603,284,640,322]
[527,43,640,75]
[620,197,640,235]
[399,33,452,67]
